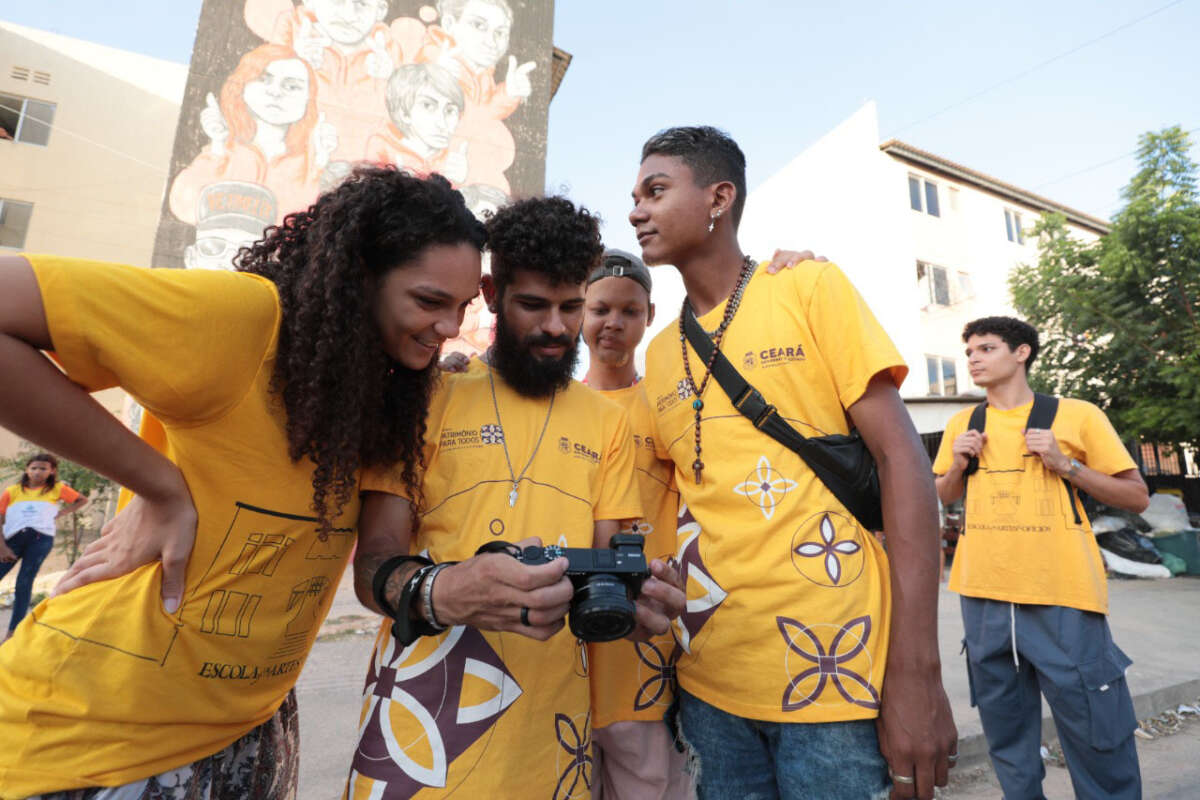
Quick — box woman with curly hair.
[0,166,485,799]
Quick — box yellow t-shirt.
[348,360,641,799]
[0,256,357,798]
[587,382,681,730]
[643,261,906,724]
[933,398,1136,613]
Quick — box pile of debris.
[1093,493,1200,579]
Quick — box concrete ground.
[4,571,1199,798]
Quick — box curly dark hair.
[963,316,1040,372]
[485,196,603,297]
[641,126,748,226]
[235,166,486,533]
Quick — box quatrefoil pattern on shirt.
[790,510,866,588]
[553,711,593,800]
[732,455,798,520]
[776,614,880,712]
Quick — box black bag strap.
[961,392,1080,525]
[963,402,988,477]
[1027,393,1081,524]
[682,306,878,529]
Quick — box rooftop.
[881,138,1110,235]
[0,20,188,104]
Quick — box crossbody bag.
[682,307,883,531]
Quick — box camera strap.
[682,305,882,531]
[961,393,1080,526]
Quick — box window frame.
[0,197,35,250]
[925,354,958,396]
[907,173,941,218]
[1004,209,1025,244]
[0,92,55,146]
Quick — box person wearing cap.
[583,248,690,800]
[184,181,279,270]
[583,246,818,800]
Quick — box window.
[926,355,958,396]
[0,198,34,249]
[1004,209,1025,244]
[908,174,940,217]
[0,93,56,146]
[924,181,940,217]
[917,262,972,308]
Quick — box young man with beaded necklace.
[629,126,958,800]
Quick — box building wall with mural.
[153,0,557,356]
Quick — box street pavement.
[3,570,1199,798]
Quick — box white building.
[739,102,1107,433]
[0,20,187,459]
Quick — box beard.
[490,306,580,398]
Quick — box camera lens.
[569,573,636,642]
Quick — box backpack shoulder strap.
[1026,393,1059,430]
[963,402,988,477]
[1024,393,1082,524]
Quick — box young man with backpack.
[933,316,1150,799]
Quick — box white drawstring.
[1010,602,1019,670]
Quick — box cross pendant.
[692,459,704,485]
[509,484,518,507]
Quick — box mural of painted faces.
[440,0,513,70]
[387,63,464,157]
[303,0,389,47]
[242,57,311,127]
[185,227,260,271]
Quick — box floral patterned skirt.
[30,690,299,800]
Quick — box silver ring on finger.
[948,753,959,766]
[890,773,915,785]
[520,606,531,627]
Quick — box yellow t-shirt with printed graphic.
[0,256,357,798]
[349,359,642,799]
[588,382,681,730]
[643,261,906,724]
[933,398,1136,614]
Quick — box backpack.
[961,393,1082,526]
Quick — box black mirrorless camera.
[478,534,650,642]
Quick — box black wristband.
[391,563,443,647]
[372,554,433,620]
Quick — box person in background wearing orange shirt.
[933,316,1149,800]
[0,452,87,642]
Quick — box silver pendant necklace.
[488,364,556,507]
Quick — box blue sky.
[7,0,1198,257]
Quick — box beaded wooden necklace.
[677,256,756,484]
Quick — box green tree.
[1010,126,1200,449]
[0,448,115,565]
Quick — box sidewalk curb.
[954,677,1200,770]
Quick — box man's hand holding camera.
[628,557,685,641]
[430,537,572,641]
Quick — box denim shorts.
[677,689,890,800]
